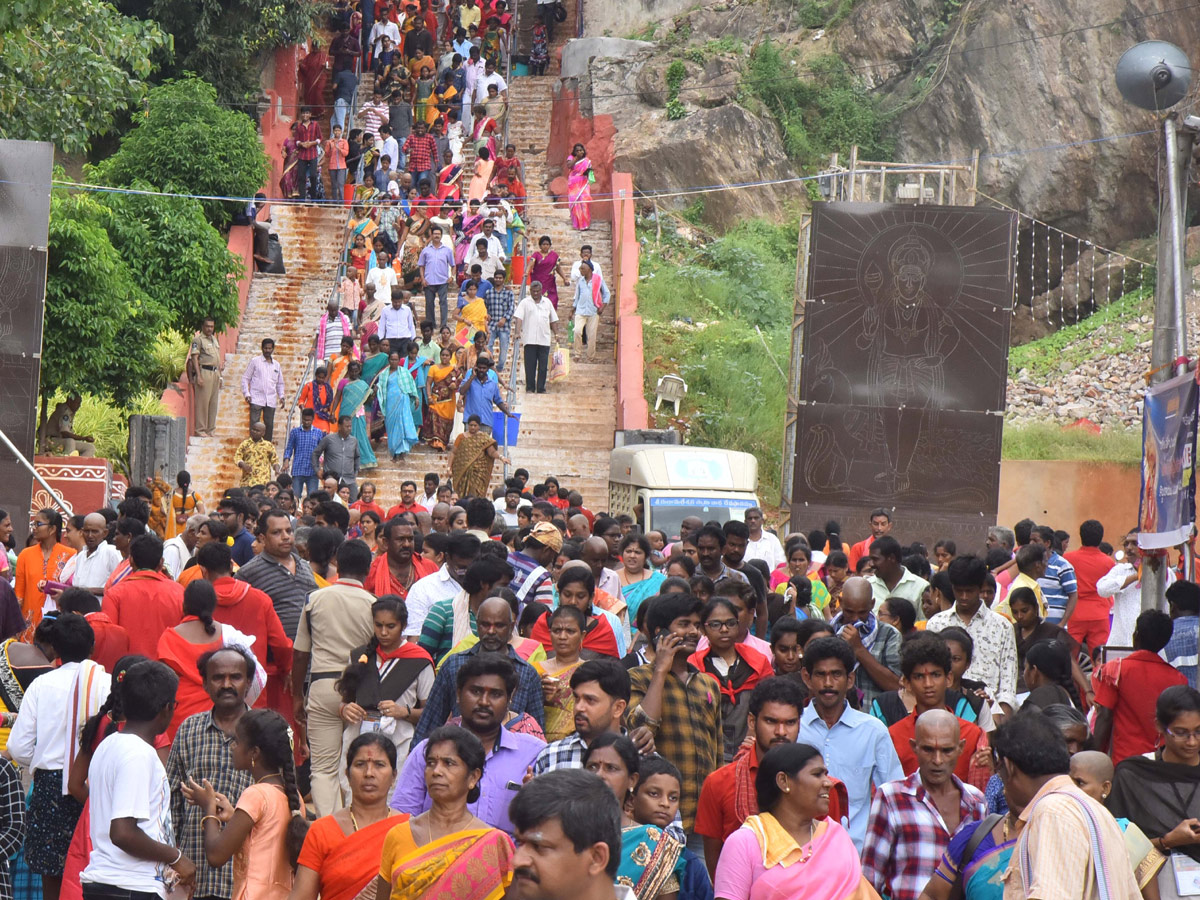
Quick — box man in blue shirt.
[1166,580,1200,688]
[798,635,903,851]
[571,260,609,362]
[418,225,456,328]
[458,357,511,435]
[282,408,323,498]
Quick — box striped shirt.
[165,712,253,900]
[417,591,472,662]
[235,553,318,639]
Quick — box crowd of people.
[0,472,1196,900]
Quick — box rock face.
[585,0,707,37]
[584,45,798,226]
[837,0,1200,248]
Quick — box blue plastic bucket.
[493,411,521,445]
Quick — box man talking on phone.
[626,592,722,853]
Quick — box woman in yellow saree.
[425,346,461,451]
[372,726,513,900]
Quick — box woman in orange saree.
[371,726,513,900]
[424,346,461,451]
[292,733,405,900]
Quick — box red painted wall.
[546,82,616,223]
[611,173,647,430]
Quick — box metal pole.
[0,428,72,515]
[1142,114,1189,612]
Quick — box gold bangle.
[200,815,222,828]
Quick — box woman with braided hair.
[183,708,309,900]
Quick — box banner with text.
[1139,369,1198,550]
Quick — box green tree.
[141,0,318,104]
[101,187,243,333]
[0,0,169,155]
[44,190,168,408]
[99,77,270,228]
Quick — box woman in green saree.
[332,360,378,469]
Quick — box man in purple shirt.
[241,337,285,440]
[418,226,456,328]
[390,655,544,834]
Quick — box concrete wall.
[611,172,648,430]
[996,460,1141,538]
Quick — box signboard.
[789,203,1017,549]
[663,450,733,489]
[0,141,53,541]
[1138,369,1198,550]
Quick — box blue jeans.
[491,327,511,369]
[299,157,320,200]
[331,97,349,134]
[330,167,347,203]
[292,474,321,497]
[411,168,433,190]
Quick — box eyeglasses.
[705,619,738,631]
[1166,727,1200,740]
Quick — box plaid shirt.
[283,425,323,477]
[627,663,722,831]
[531,732,587,776]
[0,759,24,900]
[412,642,545,745]
[402,133,439,172]
[165,711,254,899]
[482,283,515,327]
[861,770,987,900]
[1166,615,1199,688]
[295,120,322,161]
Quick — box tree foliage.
[0,0,168,154]
[99,77,270,228]
[101,188,243,333]
[142,0,319,104]
[44,191,168,405]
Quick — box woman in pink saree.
[713,744,880,900]
[566,142,593,231]
[371,726,513,900]
[468,146,495,203]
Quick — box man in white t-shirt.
[367,248,399,300]
[569,245,602,287]
[82,659,195,898]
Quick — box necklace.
[255,772,283,785]
[795,821,816,864]
[420,810,473,844]
[348,807,360,833]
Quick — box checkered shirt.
[861,770,988,900]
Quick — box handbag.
[553,0,567,22]
[948,814,1002,900]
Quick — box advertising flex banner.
[1139,368,1198,550]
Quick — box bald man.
[411,594,546,745]
[581,536,623,602]
[831,575,902,708]
[862,709,987,900]
[567,514,591,541]
[430,502,452,533]
[73,511,123,594]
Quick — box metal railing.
[282,47,363,442]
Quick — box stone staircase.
[185,203,349,499]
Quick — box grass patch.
[1007,284,1153,381]
[1002,423,1140,463]
[638,217,798,503]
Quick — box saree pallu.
[451,431,498,499]
[338,379,379,468]
[455,213,487,265]
[459,298,489,337]
[534,659,585,742]
[405,359,426,429]
[744,815,879,900]
[299,815,400,900]
[468,157,495,203]
[438,164,463,201]
[378,367,420,457]
[567,156,592,230]
[617,824,685,900]
[383,823,513,899]
[425,365,459,450]
[623,572,665,634]
[300,381,337,432]
[528,251,560,306]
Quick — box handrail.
[501,0,518,151]
[0,428,72,515]
[282,46,363,443]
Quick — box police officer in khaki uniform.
[188,316,223,436]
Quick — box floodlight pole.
[1142,113,1195,611]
